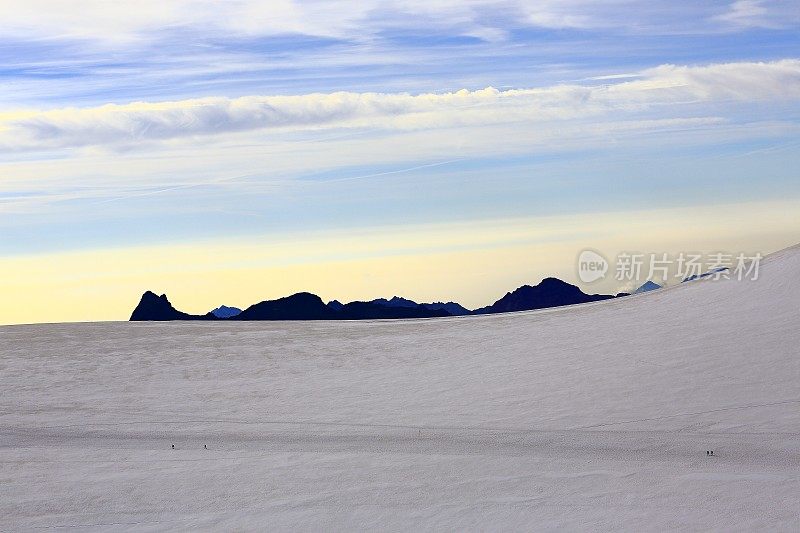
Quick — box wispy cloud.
[1,1,797,116]
[0,1,565,44]
[715,0,799,29]
[0,0,796,45]
[1,59,797,152]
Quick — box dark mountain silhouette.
[130,291,209,321]
[130,277,623,321]
[472,277,616,314]
[233,292,337,321]
[633,280,662,294]
[210,305,242,318]
[233,293,447,320]
[371,296,419,308]
[339,301,449,320]
[683,267,728,282]
[371,296,470,316]
[423,301,471,316]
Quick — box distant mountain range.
[472,277,617,314]
[130,277,625,321]
[683,267,729,282]
[130,292,207,321]
[364,296,471,316]
[210,305,242,318]
[633,280,662,294]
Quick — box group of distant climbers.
[166,442,718,457]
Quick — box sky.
[1,0,800,324]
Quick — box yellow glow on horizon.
[2,199,799,325]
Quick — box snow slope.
[2,245,800,531]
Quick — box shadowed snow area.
[2,245,800,530]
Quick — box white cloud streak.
[0,1,574,43]
[0,0,796,45]
[714,0,798,29]
[1,59,797,153]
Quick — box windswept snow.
[2,245,800,530]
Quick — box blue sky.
[1,0,799,322]
[2,2,799,107]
